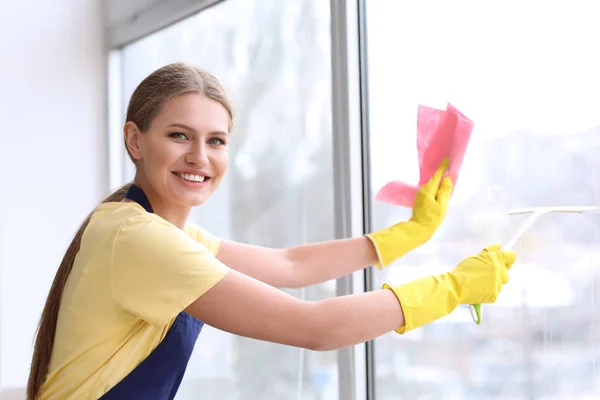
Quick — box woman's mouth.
[172,172,210,184]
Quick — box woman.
[28,62,516,400]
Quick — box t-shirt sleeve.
[111,215,230,328]
[183,222,221,256]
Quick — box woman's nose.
[185,144,209,166]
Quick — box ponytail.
[26,183,131,400]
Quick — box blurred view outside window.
[120,0,337,399]
[367,2,600,399]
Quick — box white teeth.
[177,173,205,182]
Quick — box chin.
[177,193,209,208]
[188,197,208,207]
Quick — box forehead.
[152,92,230,133]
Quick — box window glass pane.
[119,0,337,398]
[366,2,600,399]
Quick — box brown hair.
[26,62,234,399]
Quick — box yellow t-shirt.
[38,202,229,400]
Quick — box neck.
[131,176,192,230]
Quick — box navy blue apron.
[100,184,204,400]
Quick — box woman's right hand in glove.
[384,244,517,333]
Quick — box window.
[116,0,338,398]
[366,2,600,398]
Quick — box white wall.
[0,0,107,393]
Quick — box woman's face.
[125,92,230,208]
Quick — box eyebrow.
[167,123,228,136]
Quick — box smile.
[172,172,210,183]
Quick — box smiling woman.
[123,89,231,228]
[27,62,515,400]
[27,63,238,400]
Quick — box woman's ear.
[124,122,143,160]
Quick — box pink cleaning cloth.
[375,103,474,207]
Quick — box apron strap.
[125,184,154,213]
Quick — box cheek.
[142,144,182,184]
[216,151,229,174]
[149,142,182,167]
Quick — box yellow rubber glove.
[366,158,453,269]
[384,244,517,333]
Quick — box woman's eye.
[169,132,188,140]
[208,137,226,145]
